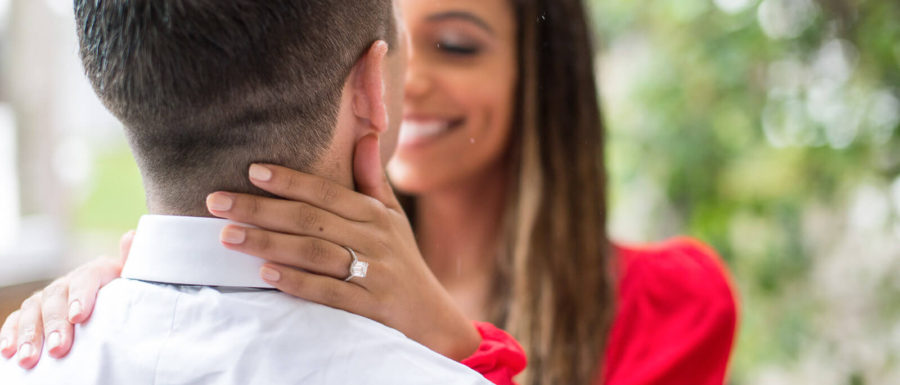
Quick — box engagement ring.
[343,246,368,282]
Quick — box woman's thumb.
[353,134,399,208]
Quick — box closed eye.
[436,42,481,56]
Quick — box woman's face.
[388,0,518,194]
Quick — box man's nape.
[74,0,397,216]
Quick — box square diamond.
[350,261,368,277]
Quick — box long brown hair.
[496,0,613,383]
[399,0,612,383]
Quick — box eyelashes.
[435,41,482,56]
[431,28,484,57]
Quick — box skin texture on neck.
[416,158,507,321]
[141,158,347,218]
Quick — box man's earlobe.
[352,41,390,134]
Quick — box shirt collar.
[121,215,274,288]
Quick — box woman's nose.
[404,55,432,99]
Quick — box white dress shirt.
[1,215,490,385]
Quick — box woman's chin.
[387,160,458,196]
[387,162,432,195]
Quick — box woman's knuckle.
[284,273,307,292]
[305,240,328,265]
[21,295,41,310]
[367,204,386,223]
[366,195,385,209]
[42,283,67,300]
[254,231,272,252]
[248,196,262,216]
[283,172,298,192]
[19,322,37,339]
[372,240,391,259]
[321,285,341,304]
[318,179,338,205]
[295,206,318,229]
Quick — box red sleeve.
[460,321,527,385]
[602,238,738,385]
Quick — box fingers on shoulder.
[14,292,44,367]
[39,278,73,325]
[40,278,70,304]
[67,258,121,323]
[1,309,22,358]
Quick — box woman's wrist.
[418,305,481,361]
[444,317,482,361]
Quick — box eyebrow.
[425,11,495,35]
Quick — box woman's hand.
[206,135,481,360]
[0,232,133,368]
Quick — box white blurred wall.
[0,0,123,286]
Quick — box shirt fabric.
[461,322,526,385]
[0,215,492,385]
[600,237,738,385]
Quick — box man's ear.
[351,40,390,134]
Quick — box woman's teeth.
[399,120,453,145]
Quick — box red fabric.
[462,237,738,385]
[601,237,739,385]
[461,321,527,385]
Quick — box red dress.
[462,237,738,385]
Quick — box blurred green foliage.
[591,0,899,383]
[74,146,146,233]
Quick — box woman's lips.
[398,119,463,147]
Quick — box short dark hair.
[74,0,395,215]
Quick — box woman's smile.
[398,117,466,148]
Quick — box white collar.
[121,215,274,288]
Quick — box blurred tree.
[591,0,900,383]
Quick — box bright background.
[0,0,898,383]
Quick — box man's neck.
[142,156,354,217]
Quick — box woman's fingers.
[260,263,372,314]
[0,309,21,358]
[247,163,382,222]
[40,279,73,358]
[15,293,44,369]
[0,256,124,364]
[119,230,135,265]
[221,225,353,280]
[207,193,366,249]
[67,258,124,324]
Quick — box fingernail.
[221,227,246,244]
[249,164,272,182]
[68,300,82,322]
[206,193,234,211]
[0,338,9,352]
[17,342,33,360]
[47,332,61,351]
[260,266,281,282]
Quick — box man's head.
[75,0,407,216]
